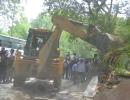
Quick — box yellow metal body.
[13,16,87,87]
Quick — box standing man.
[64,52,71,79]
[0,47,8,83]
[7,49,15,83]
[77,58,86,83]
[72,61,79,84]
[71,53,77,61]
[66,52,71,60]
[69,53,78,80]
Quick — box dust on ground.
[0,79,93,100]
[0,79,56,100]
[2,78,129,100]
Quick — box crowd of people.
[63,52,99,84]
[0,46,100,85]
[0,47,15,83]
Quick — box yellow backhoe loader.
[13,16,123,89]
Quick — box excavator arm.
[52,16,87,40]
[37,15,123,78]
[52,16,123,54]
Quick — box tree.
[8,16,30,39]
[43,0,129,33]
[0,0,23,34]
[0,28,7,35]
[115,17,130,43]
[31,14,53,30]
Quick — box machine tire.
[53,77,61,90]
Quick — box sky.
[22,0,43,20]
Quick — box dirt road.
[0,83,31,100]
[0,79,93,100]
[0,82,56,100]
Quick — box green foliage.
[0,0,23,29]
[31,15,53,30]
[44,0,87,22]
[115,68,130,76]
[115,54,130,76]
[8,17,30,39]
[0,28,8,35]
[59,31,97,58]
[96,14,117,34]
[111,18,130,75]
[115,18,130,43]
[104,45,130,76]
[43,0,126,34]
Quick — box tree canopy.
[8,16,30,39]
[0,0,23,31]
[31,15,53,30]
[43,0,130,33]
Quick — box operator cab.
[24,28,52,57]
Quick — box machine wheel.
[53,76,61,90]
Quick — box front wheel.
[53,77,61,91]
